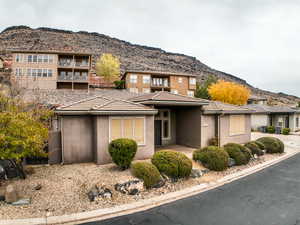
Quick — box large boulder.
[5,184,18,203]
[115,180,144,195]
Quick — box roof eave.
[55,110,158,116]
[134,100,209,106]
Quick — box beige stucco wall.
[251,114,269,130]
[161,109,177,145]
[219,114,251,146]
[201,114,216,147]
[11,53,58,89]
[290,113,300,132]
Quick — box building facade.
[10,50,92,90]
[122,71,197,97]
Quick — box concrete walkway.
[83,152,300,225]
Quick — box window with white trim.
[155,109,171,139]
[48,69,53,77]
[129,88,138,93]
[27,68,31,76]
[38,55,43,63]
[171,89,178,94]
[229,115,246,135]
[15,54,22,63]
[187,90,194,97]
[189,77,196,85]
[15,68,22,76]
[142,88,150,93]
[110,117,145,145]
[43,55,48,63]
[143,75,150,84]
[178,77,183,83]
[130,74,137,83]
[48,55,54,63]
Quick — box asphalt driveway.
[83,152,300,225]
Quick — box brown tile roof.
[203,101,254,114]
[245,104,297,114]
[129,91,209,106]
[56,95,157,115]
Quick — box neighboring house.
[0,57,3,70]
[51,90,253,164]
[122,70,197,97]
[10,50,92,90]
[247,95,268,105]
[246,104,300,132]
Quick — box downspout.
[60,116,65,164]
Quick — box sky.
[1,0,300,96]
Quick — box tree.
[208,80,251,105]
[0,93,52,178]
[195,75,217,99]
[95,53,120,82]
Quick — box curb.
[1,150,299,225]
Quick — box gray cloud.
[0,0,300,96]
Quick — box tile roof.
[245,104,296,114]
[55,95,157,115]
[203,101,254,114]
[129,91,209,106]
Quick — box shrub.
[151,150,192,179]
[131,162,161,189]
[254,141,265,150]
[282,128,290,135]
[223,143,250,165]
[114,80,125,89]
[108,138,137,170]
[208,137,219,146]
[267,126,275,134]
[256,137,284,153]
[193,146,229,171]
[245,142,264,156]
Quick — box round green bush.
[193,146,229,171]
[131,162,161,189]
[282,128,290,135]
[151,150,192,179]
[267,126,275,134]
[256,137,284,153]
[223,143,251,165]
[244,141,264,156]
[108,138,137,170]
[254,141,265,151]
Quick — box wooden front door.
[155,120,162,146]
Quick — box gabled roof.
[55,95,157,115]
[129,91,209,106]
[203,101,254,114]
[122,70,197,80]
[245,104,296,114]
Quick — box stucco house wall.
[219,114,251,146]
[251,114,269,130]
[200,114,216,147]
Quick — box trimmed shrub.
[223,143,251,165]
[151,150,192,179]
[256,137,284,153]
[254,141,265,151]
[131,162,161,189]
[282,128,290,135]
[114,80,125,89]
[108,138,137,170]
[193,146,229,171]
[245,141,264,156]
[208,138,219,146]
[267,126,275,134]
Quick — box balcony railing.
[57,74,88,82]
[151,78,169,88]
[58,60,89,68]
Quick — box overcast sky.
[1,0,299,96]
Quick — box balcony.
[151,77,169,88]
[57,71,88,83]
[58,56,89,68]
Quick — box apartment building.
[122,71,197,97]
[10,50,92,90]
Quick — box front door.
[285,116,290,128]
[155,120,162,146]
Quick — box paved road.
[84,153,300,225]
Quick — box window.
[143,75,150,84]
[28,55,32,63]
[142,88,150,93]
[38,55,43,63]
[187,90,194,97]
[15,54,22,62]
[48,69,53,77]
[48,55,54,63]
[129,88,138,93]
[229,115,245,135]
[37,69,42,77]
[171,89,178,94]
[178,77,183,83]
[33,55,37,63]
[156,109,171,139]
[43,55,48,63]
[27,68,32,76]
[110,117,145,145]
[43,69,48,77]
[189,77,196,85]
[32,69,37,77]
[15,68,22,76]
[130,74,137,83]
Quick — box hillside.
[0,25,298,105]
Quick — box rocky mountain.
[0,25,298,105]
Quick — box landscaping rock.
[152,179,166,188]
[262,150,266,155]
[115,180,143,195]
[87,187,99,202]
[228,158,236,167]
[0,165,6,180]
[190,169,203,178]
[11,198,31,206]
[5,184,18,203]
[34,184,42,191]
[98,186,112,199]
[0,186,5,201]
[201,169,210,174]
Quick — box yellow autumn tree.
[208,80,250,105]
[95,53,120,82]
